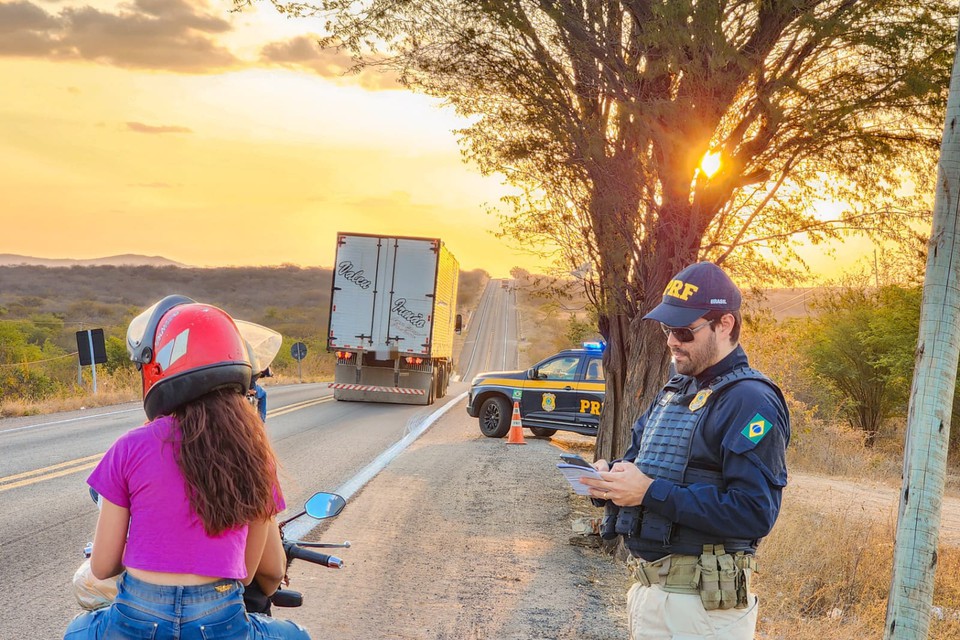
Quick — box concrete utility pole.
[884,13,960,639]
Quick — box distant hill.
[0,254,187,268]
[0,263,489,349]
[0,264,333,336]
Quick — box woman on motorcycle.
[65,295,310,640]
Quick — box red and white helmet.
[127,295,253,420]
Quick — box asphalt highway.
[0,279,520,639]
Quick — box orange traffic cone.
[506,401,526,445]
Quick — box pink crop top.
[88,415,285,579]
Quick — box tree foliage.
[0,322,65,401]
[805,286,919,446]
[236,0,954,457]
[803,280,960,453]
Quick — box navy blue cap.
[642,262,741,326]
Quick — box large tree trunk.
[595,313,672,461]
[594,198,701,460]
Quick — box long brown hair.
[173,389,282,536]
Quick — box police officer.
[581,262,789,640]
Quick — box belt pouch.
[637,512,672,544]
[601,502,621,540]
[717,552,738,609]
[734,554,757,608]
[698,545,722,610]
[615,506,641,537]
[664,555,700,592]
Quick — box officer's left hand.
[582,462,653,507]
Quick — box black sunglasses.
[660,318,714,343]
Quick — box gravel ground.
[272,403,960,639]
[280,408,630,639]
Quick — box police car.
[466,342,605,438]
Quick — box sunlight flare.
[700,151,722,178]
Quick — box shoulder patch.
[741,413,772,444]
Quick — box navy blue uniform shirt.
[622,345,790,543]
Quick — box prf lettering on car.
[579,400,602,415]
[663,279,699,301]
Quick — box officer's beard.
[671,330,720,377]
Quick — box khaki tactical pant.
[627,582,758,640]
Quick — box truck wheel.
[478,397,511,438]
[530,427,557,438]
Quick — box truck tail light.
[404,357,423,365]
[336,351,354,359]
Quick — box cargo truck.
[327,232,461,405]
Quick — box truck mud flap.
[328,383,428,405]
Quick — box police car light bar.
[582,341,605,351]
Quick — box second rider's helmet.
[126,295,253,420]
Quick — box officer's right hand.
[593,459,610,473]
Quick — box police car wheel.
[530,427,557,438]
[478,396,511,438]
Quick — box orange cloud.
[0,0,238,72]
[260,35,402,91]
[1,1,404,90]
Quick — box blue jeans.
[64,573,310,639]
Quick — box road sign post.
[76,329,107,394]
[290,341,308,383]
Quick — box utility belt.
[627,544,757,610]
[601,503,758,557]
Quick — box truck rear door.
[329,234,383,351]
[387,238,438,357]
[329,234,438,358]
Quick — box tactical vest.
[624,366,780,557]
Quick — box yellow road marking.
[0,453,102,484]
[0,396,335,493]
[0,459,101,493]
[267,396,334,419]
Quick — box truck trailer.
[327,232,461,405]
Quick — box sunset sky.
[0,0,888,279]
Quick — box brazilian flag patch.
[741,413,772,444]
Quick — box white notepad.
[556,463,602,496]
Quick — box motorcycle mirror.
[304,492,346,519]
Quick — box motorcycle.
[243,491,350,615]
[76,490,350,616]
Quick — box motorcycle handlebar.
[283,541,344,569]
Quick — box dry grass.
[0,367,141,417]
[759,365,960,635]
[757,499,960,639]
[0,370,341,418]
[787,411,903,483]
[0,389,141,417]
